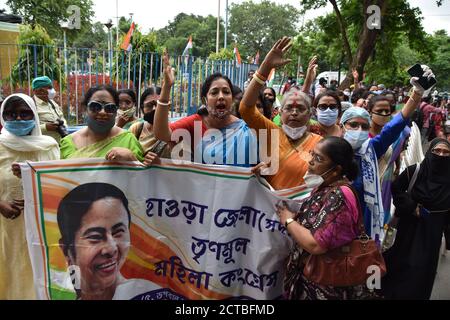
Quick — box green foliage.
[112,27,159,92]
[295,0,437,88]
[6,0,94,41]
[72,22,108,50]
[428,30,450,91]
[156,13,224,57]
[10,24,63,87]
[229,0,300,59]
[208,48,234,61]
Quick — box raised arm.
[352,69,360,90]
[241,37,292,109]
[153,49,175,142]
[302,56,318,95]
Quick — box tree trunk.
[329,0,353,68]
[338,0,386,90]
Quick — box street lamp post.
[104,19,113,83]
[216,0,220,54]
[224,0,228,49]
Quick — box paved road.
[431,244,450,300]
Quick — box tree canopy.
[228,0,300,59]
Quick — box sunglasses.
[87,101,118,114]
[345,121,370,131]
[317,104,339,111]
[3,110,34,121]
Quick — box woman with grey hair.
[240,37,322,190]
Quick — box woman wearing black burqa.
[381,138,450,299]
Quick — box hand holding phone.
[407,64,436,95]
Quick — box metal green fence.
[0,43,258,125]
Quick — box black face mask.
[264,97,275,106]
[143,109,155,124]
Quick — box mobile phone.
[407,63,437,90]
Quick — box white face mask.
[343,129,369,150]
[117,106,136,118]
[303,166,335,189]
[47,88,56,100]
[282,124,307,140]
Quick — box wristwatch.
[285,218,295,228]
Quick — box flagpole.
[216,0,220,54]
[224,0,228,49]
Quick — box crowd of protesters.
[0,37,448,300]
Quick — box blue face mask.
[86,115,115,134]
[344,129,369,150]
[317,108,339,127]
[4,120,35,136]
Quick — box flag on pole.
[253,51,260,65]
[120,22,135,52]
[182,36,193,56]
[234,46,242,67]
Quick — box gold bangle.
[157,100,171,107]
[255,71,268,82]
[253,74,265,86]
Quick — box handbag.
[303,184,387,287]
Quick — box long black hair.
[320,136,359,181]
[82,85,120,107]
[57,183,131,258]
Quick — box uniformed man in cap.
[32,76,68,144]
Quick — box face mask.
[282,124,307,140]
[344,129,369,150]
[303,166,335,189]
[4,120,35,136]
[48,88,56,100]
[143,110,155,125]
[117,106,136,118]
[371,113,391,126]
[317,108,339,127]
[86,115,115,134]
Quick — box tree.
[6,0,94,40]
[10,24,63,87]
[208,48,234,61]
[72,22,108,50]
[300,0,435,89]
[228,0,300,59]
[156,13,224,57]
[428,30,450,91]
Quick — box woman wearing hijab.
[381,138,450,300]
[0,93,60,299]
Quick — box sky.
[0,0,449,34]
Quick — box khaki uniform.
[34,95,67,144]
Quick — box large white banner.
[21,158,310,300]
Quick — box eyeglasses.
[371,110,392,117]
[87,101,118,114]
[3,110,34,121]
[282,106,308,114]
[309,150,325,163]
[317,104,339,111]
[345,121,370,131]
[431,147,450,157]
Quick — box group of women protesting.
[0,36,448,300]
